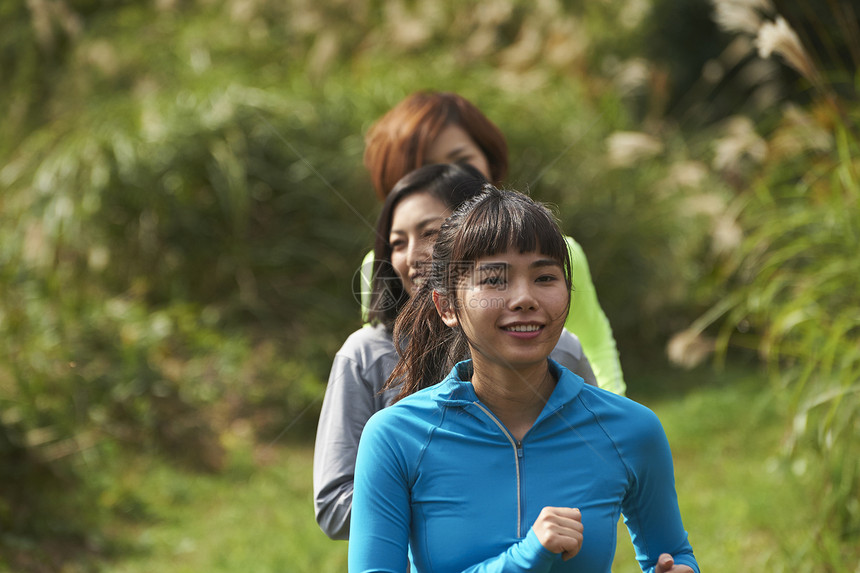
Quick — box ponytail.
[386,281,469,401]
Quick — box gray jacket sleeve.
[550,328,598,387]
[313,327,398,540]
[313,352,378,539]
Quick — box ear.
[433,290,459,328]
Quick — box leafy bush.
[0,0,377,555]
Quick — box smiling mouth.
[502,324,542,332]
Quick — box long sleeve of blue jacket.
[349,414,560,573]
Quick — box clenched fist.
[531,507,584,561]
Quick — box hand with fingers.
[655,552,696,573]
[531,506,584,561]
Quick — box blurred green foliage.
[1,0,857,570]
[687,112,860,567]
[667,2,860,568]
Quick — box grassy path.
[99,365,806,572]
[102,445,349,572]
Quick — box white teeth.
[504,325,541,332]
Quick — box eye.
[390,238,405,251]
[536,274,559,283]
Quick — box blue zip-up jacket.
[349,360,698,573]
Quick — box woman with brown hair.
[360,91,626,395]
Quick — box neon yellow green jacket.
[359,236,626,395]
[562,236,625,395]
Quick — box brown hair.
[363,91,508,200]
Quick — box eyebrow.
[390,215,446,235]
[475,259,561,271]
[531,259,562,269]
[443,146,468,160]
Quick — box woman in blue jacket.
[349,187,699,572]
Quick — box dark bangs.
[450,190,571,287]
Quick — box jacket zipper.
[515,440,525,537]
[472,402,525,538]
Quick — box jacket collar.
[432,359,585,414]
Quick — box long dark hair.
[387,186,572,400]
[368,163,489,329]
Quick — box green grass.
[99,445,348,573]
[77,364,805,572]
[612,364,807,572]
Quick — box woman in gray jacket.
[312,163,597,539]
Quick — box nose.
[408,238,433,269]
[507,278,538,311]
